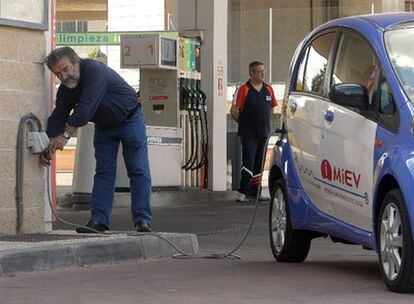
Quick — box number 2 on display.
[123,46,131,57]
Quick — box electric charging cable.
[45,130,278,259]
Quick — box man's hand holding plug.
[39,124,77,167]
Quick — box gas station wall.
[0,1,50,234]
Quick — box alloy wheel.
[271,188,287,253]
[380,202,403,281]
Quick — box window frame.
[295,46,309,92]
[57,20,88,33]
[292,29,339,98]
[0,0,48,31]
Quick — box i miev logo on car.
[320,159,361,189]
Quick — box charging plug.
[27,132,50,154]
[43,147,52,161]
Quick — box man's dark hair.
[46,47,80,69]
[249,61,264,77]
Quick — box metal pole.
[269,8,272,83]
[310,0,314,30]
[371,3,375,14]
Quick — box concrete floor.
[0,200,413,303]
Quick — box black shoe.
[135,219,152,232]
[76,219,109,233]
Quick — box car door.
[319,30,379,232]
[286,32,336,213]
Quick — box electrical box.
[140,69,179,127]
[121,34,178,70]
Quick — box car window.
[295,47,309,91]
[375,73,400,131]
[385,27,414,102]
[379,78,396,115]
[331,31,379,109]
[302,33,335,95]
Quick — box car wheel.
[269,178,311,262]
[377,189,414,293]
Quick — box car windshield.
[385,26,414,101]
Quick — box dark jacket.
[46,59,139,138]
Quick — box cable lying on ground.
[47,132,274,260]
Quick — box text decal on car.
[320,159,361,189]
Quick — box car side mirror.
[328,84,369,111]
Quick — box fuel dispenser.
[179,75,208,186]
[119,34,208,190]
[177,37,208,188]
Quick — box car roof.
[360,12,414,29]
[322,12,414,31]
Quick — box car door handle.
[324,110,334,122]
[290,102,297,113]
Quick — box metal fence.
[228,5,374,85]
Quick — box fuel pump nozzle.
[188,78,203,171]
[182,78,197,170]
[194,79,208,170]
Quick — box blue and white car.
[268,13,414,293]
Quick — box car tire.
[269,178,311,262]
[377,189,414,293]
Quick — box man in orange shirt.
[235,61,277,202]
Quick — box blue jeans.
[90,106,152,228]
[239,136,267,198]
